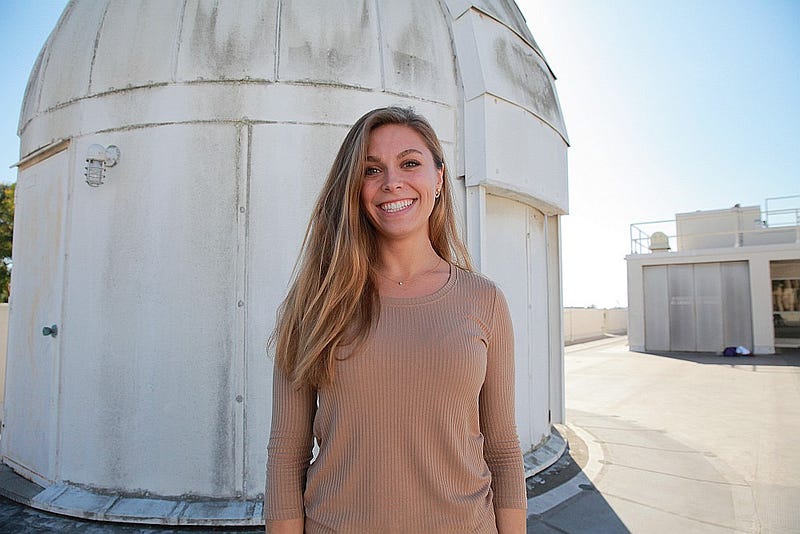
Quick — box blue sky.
[520,0,799,307]
[1,1,798,308]
[0,1,66,173]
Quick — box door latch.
[42,325,58,338]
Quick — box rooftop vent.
[649,231,671,252]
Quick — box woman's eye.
[402,160,420,168]
[365,167,381,176]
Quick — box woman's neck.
[373,239,450,297]
[375,239,440,279]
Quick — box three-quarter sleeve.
[479,286,527,510]
[265,365,317,521]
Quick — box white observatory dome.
[4,0,568,525]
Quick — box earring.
[434,188,441,199]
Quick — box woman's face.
[361,124,443,245]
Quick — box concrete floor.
[547,336,800,533]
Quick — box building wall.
[627,244,800,354]
[604,308,629,335]
[676,206,760,250]
[563,307,628,345]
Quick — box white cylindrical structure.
[3,0,568,524]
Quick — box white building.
[2,0,568,526]
[626,197,800,354]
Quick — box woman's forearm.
[266,518,304,534]
[496,507,526,534]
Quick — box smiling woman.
[266,107,527,533]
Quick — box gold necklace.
[376,257,443,286]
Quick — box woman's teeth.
[380,199,413,213]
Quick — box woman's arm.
[495,508,526,533]
[480,287,528,530]
[265,517,304,533]
[264,365,316,528]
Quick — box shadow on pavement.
[639,349,800,367]
[527,424,630,533]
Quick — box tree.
[0,182,15,302]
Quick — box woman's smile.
[379,198,415,213]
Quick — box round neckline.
[380,263,458,306]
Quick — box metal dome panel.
[90,1,184,93]
[177,0,278,82]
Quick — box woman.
[265,107,526,533]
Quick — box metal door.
[1,147,69,484]
[483,194,549,451]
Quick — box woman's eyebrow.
[365,148,423,163]
[397,148,423,159]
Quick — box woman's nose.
[381,168,402,191]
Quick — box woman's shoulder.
[453,266,505,301]
[451,267,510,334]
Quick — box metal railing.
[630,195,800,255]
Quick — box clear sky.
[518,0,800,307]
[1,1,798,308]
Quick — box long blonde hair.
[272,107,472,387]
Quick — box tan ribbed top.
[265,267,526,533]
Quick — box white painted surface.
[91,1,185,93]
[749,256,774,353]
[1,148,70,485]
[563,308,628,345]
[450,8,566,138]
[676,206,761,250]
[526,206,552,442]
[635,204,799,254]
[380,0,459,103]
[483,195,551,450]
[177,0,278,82]
[604,308,628,334]
[5,0,569,517]
[546,215,565,424]
[58,126,241,496]
[452,8,569,217]
[465,97,568,215]
[0,304,8,416]
[279,0,381,87]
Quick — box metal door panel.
[643,266,669,351]
[694,263,723,352]
[484,195,536,449]
[721,262,753,349]
[668,264,696,351]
